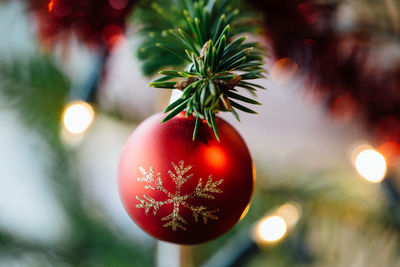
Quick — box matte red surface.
[118,113,254,244]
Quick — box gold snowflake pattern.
[135,160,224,231]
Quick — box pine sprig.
[138,0,265,140]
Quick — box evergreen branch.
[156,43,189,61]
[0,56,154,265]
[136,0,266,140]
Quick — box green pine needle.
[231,100,258,114]
[209,111,220,141]
[226,91,262,105]
[164,98,186,113]
[231,109,241,121]
[162,97,191,122]
[192,116,200,141]
[136,0,266,140]
[149,81,177,88]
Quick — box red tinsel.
[251,0,400,163]
[28,0,136,50]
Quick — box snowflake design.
[135,160,224,231]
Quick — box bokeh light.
[271,58,298,84]
[62,101,94,134]
[379,141,400,167]
[274,202,301,228]
[354,148,387,183]
[255,215,287,243]
[253,202,301,245]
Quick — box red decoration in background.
[28,0,136,50]
[251,0,400,161]
[118,113,254,244]
[47,0,56,12]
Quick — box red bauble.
[118,113,254,244]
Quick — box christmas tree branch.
[135,0,266,140]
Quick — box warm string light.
[62,101,94,134]
[352,145,387,183]
[253,202,301,245]
[60,101,95,145]
[257,216,287,242]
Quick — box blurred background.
[0,0,400,266]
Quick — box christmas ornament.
[27,0,136,49]
[118,0,265,244]
[118,112,254,244]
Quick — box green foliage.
[136,0,265,140]
[1,56,400,267]
[0,56,153,266]
[135,0,261,75]
[0,56,69,145]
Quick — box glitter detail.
[136,160,223,231]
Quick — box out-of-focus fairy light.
[256,216,287,243]
[48,0,56,12]
[253,202,301,245]
[271,57,298,84]
[102,24,123,48]
[353,147,387,183]
[379,141,400,167]
[275,202,302,228]
[330,94,356,123]
[62,101,94,134]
